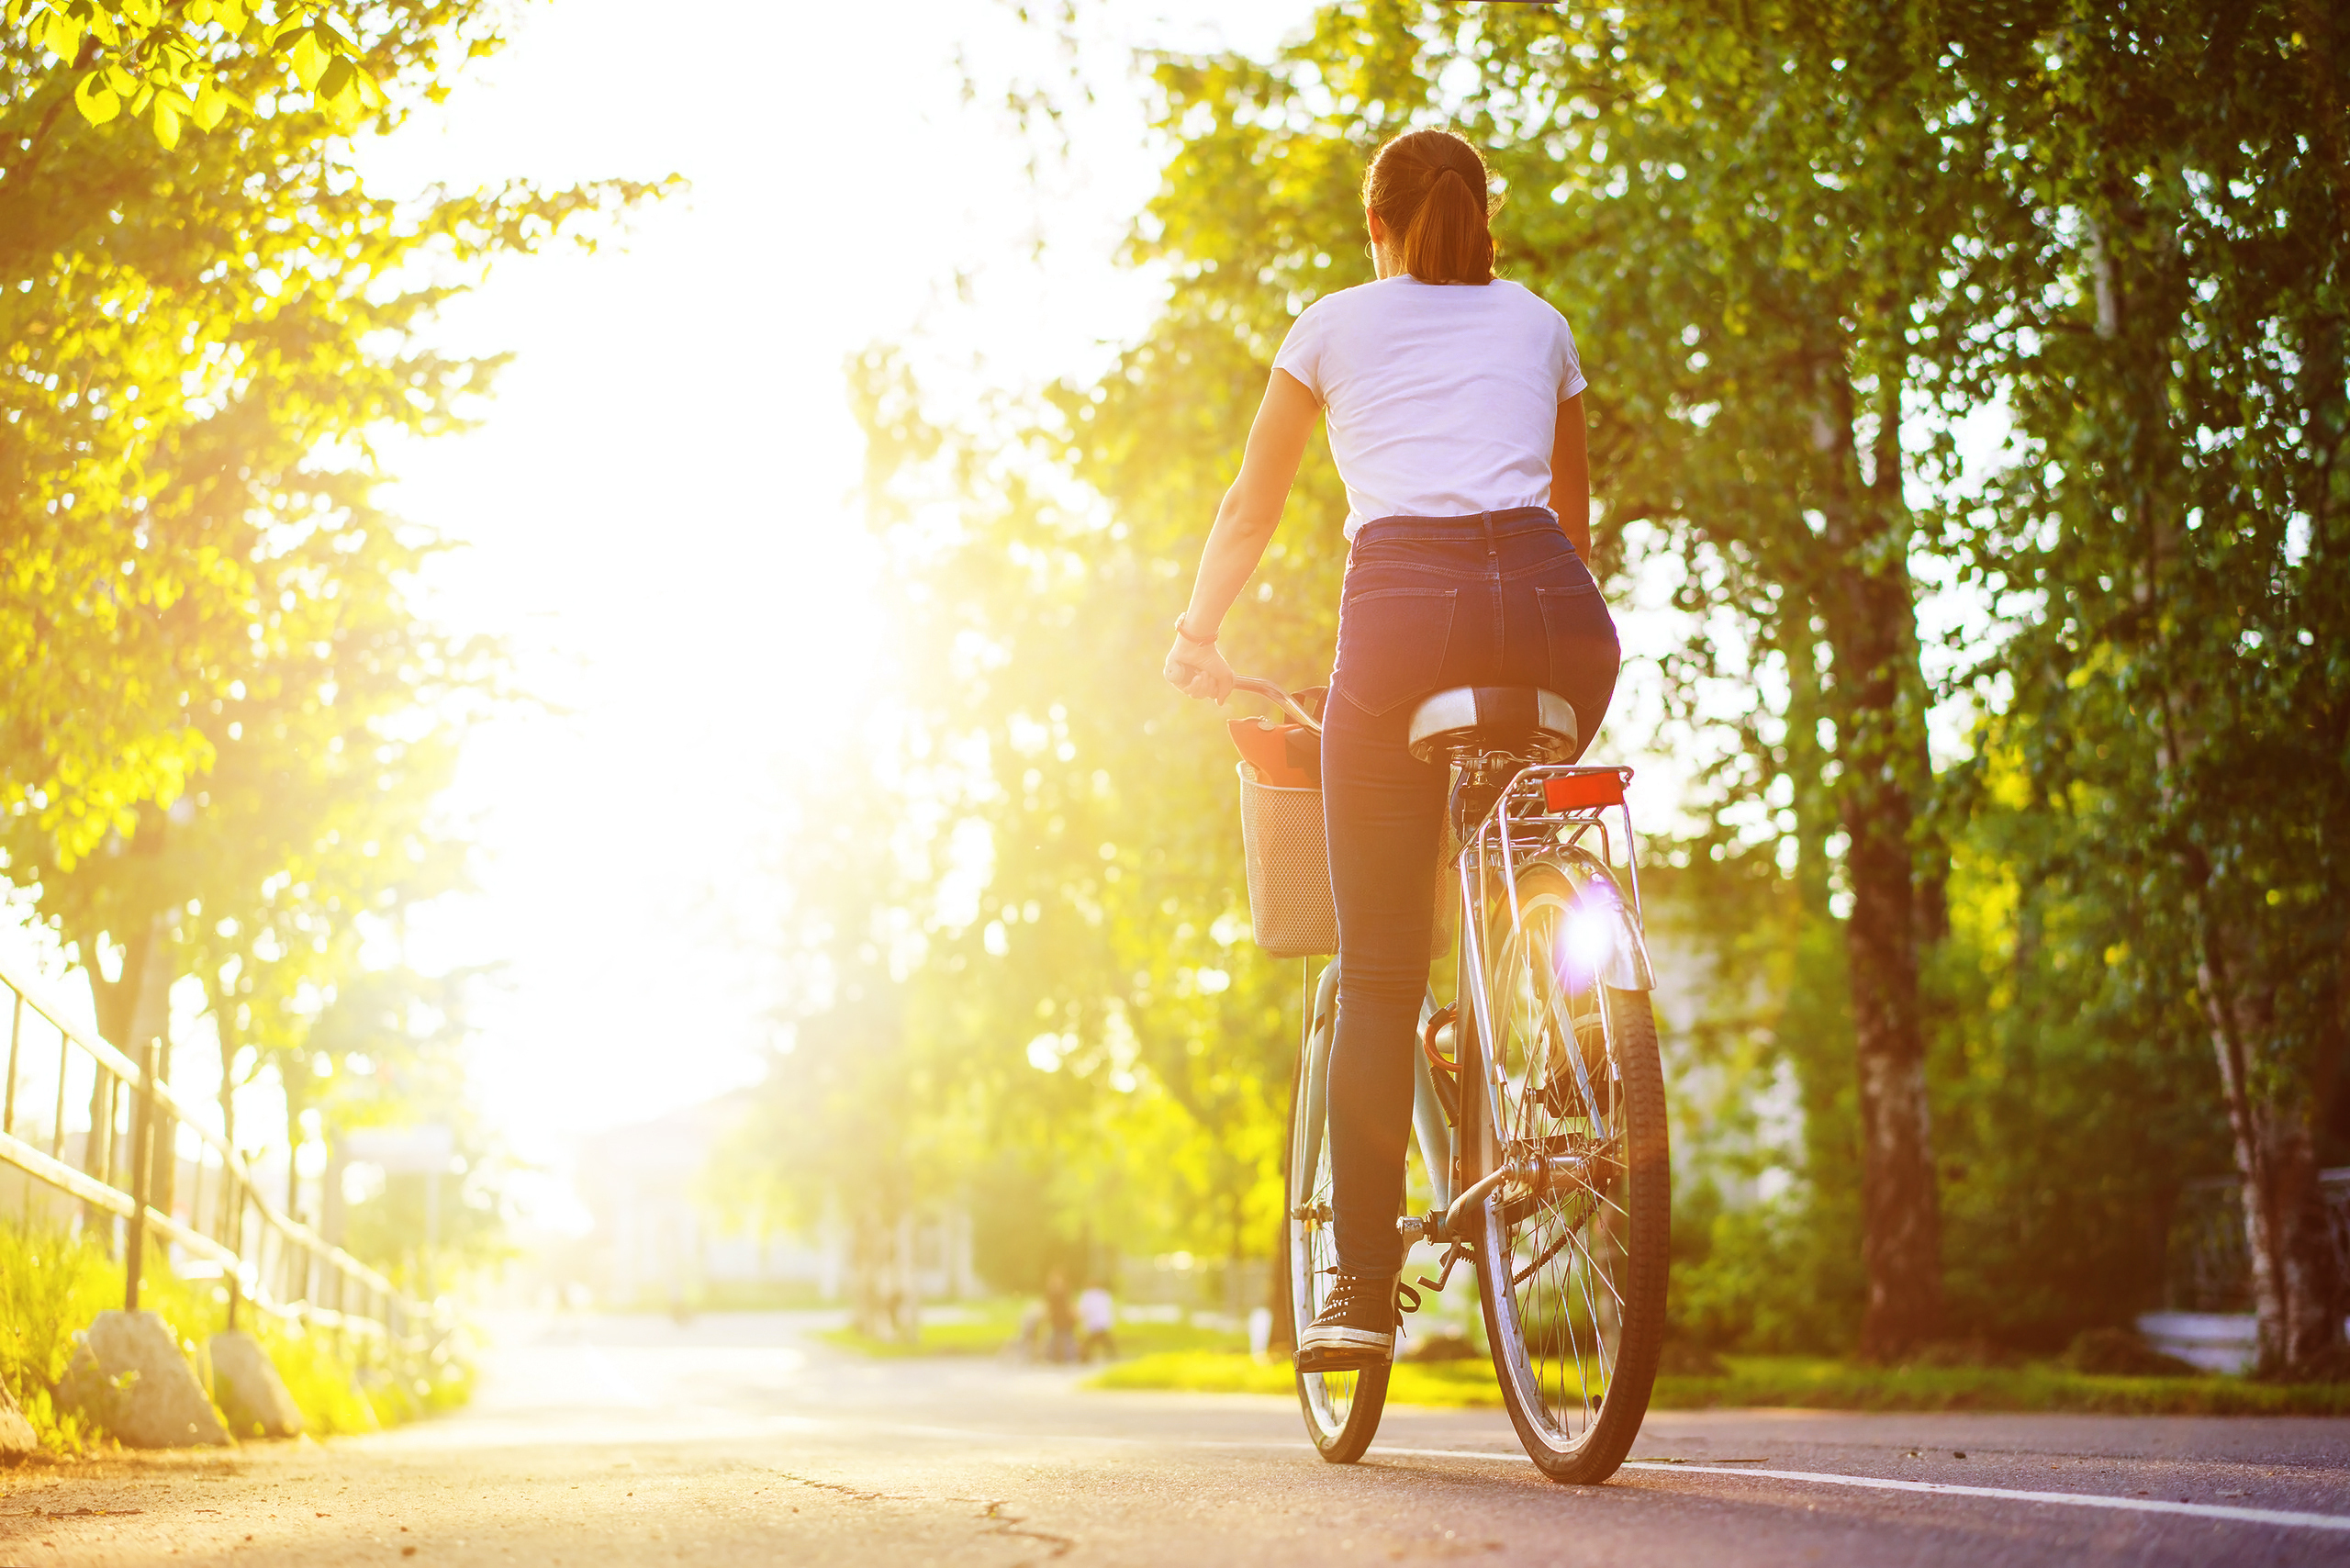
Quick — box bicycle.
[1231,675,1669,1484]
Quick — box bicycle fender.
[1600,906,1656,992]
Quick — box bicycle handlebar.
[1228,676,1323,735]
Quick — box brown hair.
[1362,129,1496,286]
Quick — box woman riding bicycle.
[1162,129,1621,1372]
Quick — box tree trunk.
[213,993,240,1154]
[2199,915,2347,1374]
[1818,366,1944,1361]
[1837,649,1944,1361]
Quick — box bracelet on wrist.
[1173,613,1219,646]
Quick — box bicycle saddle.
[1405,686,1580,766]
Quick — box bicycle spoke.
[1552,1160,1630,1222]
[1511,1203,1579,1287]
[1551,1208,1626,1311]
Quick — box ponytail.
[1364,129,1496,285]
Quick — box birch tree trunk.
[2199,911,2346,1372]
[1818,369,1945,1361]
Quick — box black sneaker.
[1295,1272,1418,1372]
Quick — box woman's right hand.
[1163,630,1236,703]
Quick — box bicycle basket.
[1230,685,1454,962]
[1232,687,1337,958]
[1237,763,1338,958]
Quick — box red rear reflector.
[1545,770,1629,811]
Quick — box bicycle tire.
[1286,958,1391,1462]
[1469,859,1669,1484]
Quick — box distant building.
[574,1091,973,1310]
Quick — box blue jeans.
[1321,508,1620,1275]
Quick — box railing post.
[6,989,23,1137]
[227,1182,246,1331]
[124,1039,158,1313]
[86,1067,116,1247]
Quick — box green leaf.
[193,81,230,130]
[315,53,352,106]
[73,68,120,125]
[122,0,161,25]
[151,95,181,150]
[289,28,329,89]
[36,9,83,62]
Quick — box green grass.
[819,1300,1248,1361]
[0,1222,470,1452]
[1086,1350,2350,1417]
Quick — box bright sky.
[340,0,1322,1216]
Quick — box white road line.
[1370,1445,2350,1533]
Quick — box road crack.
[761,1470,1072,1561]
[767,1472,905,1505]
[978,1498,1076,1562]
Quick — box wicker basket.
[1237,762,1338,958]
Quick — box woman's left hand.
[1164,632,1236,703]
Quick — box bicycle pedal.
[1420,1242,1471,1294]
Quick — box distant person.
[1077,1282,1117,1362]
[1163,128,1617,1373]
[1013,1298,1046,1361]
[1043,1270,1078,1363]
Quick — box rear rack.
[1455,762,1642,926]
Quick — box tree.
[3,0,661,1280]
[11,0,429,147]
[710,742,968,1341]
[1959,0,2350,1374]
[2,0,659,876]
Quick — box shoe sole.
[1294,1343,1392,1373]
[1295,1325,1393,1373]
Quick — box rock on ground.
[56,1310,230,1449]
[0,1369,37,1456]
[208,1330,304,1439]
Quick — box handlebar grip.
[1229,677,1323,735]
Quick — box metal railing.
[2165,1169,2350,1315]
[0,953,427,1347]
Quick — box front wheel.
[1471,859,1669,1484]
[1286,958,1390,1462]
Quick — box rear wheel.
[1286,958,1390,1462]
[1470,858,1669,1484]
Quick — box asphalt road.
[4,1311,2346,1567]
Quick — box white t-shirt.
[1271,277,1587,538]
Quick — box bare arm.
[1550,392,1591,560]
[1164,368,1321,702]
